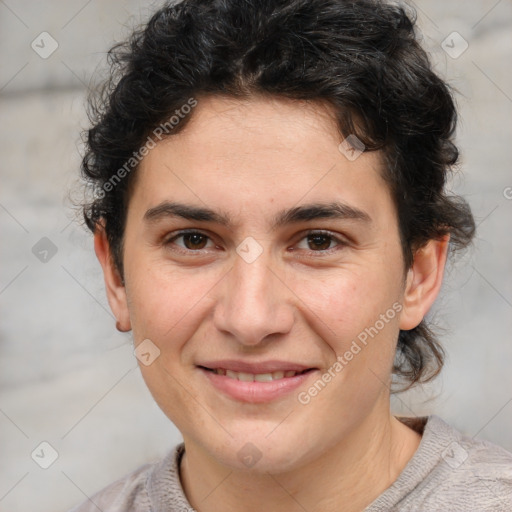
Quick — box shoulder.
[404,415,512,511]
[67,445,184,512]
[367,415,512,511]
[436,416,512,510]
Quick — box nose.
[212,248,295,347]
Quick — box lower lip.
[200,368,317,403]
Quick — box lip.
[197,359,314,374]
[197,360,318,404]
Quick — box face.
[100,95,431,472]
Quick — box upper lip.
[197,360,317,374]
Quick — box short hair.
[80,0,475,390]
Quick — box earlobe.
[399,235,450,331]
[93,224,132,332]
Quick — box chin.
[197,427,315,474]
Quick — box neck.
[179,406,421,512]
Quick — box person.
[71,0,512,510]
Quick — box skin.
[95,94,449,512]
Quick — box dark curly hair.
[81,0,475,391]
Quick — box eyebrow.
[143,200,371,229]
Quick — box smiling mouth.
[198,364,318,403]
[198,366,315,382]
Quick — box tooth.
[238,372,255,382]
[254,373,273,382]
[221,370,297,381]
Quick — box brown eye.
[182,233,208,250]
[307,234,333,251]
[165,231,214,252]
[295,230,346,254]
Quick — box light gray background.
[0,1,511,511]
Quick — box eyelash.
[163,229,347,256]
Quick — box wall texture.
[0,1,511,511]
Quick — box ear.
[399,235,450,331]
[94,224,131,332]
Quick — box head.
[83,0,475,472]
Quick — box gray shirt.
[69,415,512,511]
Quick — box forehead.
[130,95,393,228]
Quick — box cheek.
[294,261,404,396]
[300,265,402,343]
[126,260,216,347]
[126,263,217,428]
